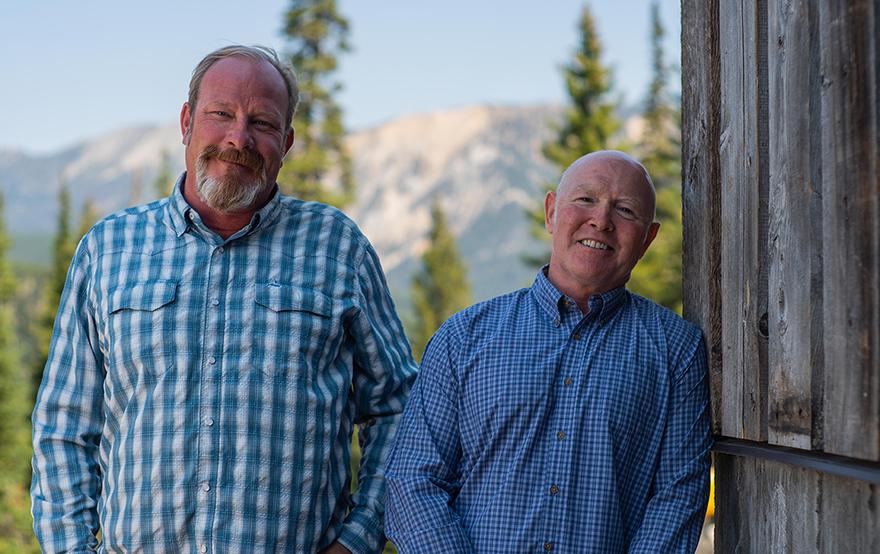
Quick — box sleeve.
[31,239,105,553]
[337,240,418,554]
[627,336,713,554]
[384,320,473,554]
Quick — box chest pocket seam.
[254,283,332,317]
[108,280,178,313]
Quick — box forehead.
[559,157,652,202]
[199,56,288,112]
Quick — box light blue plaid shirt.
[31,174,417,553]
[385,270,712,553]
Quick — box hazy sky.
[1,1,680,154]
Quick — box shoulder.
[278,196,368,243]
[78,198,171,255]
[625,292,705,373]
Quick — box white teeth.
[579,239,610,250]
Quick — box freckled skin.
[544,151,660,312]
[179,56,295,235]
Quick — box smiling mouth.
[578,239,612,251]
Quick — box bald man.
[385,151,712,553]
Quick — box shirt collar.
[165,171,283,239]
[530,266,628,326]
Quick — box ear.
[639,221,661,258]
[544,191,557,234]
[283,126,295,156]
[180,103,192,145]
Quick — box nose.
[588,203,614,231]
[224,118,254,150]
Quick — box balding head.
[555,150,657,222]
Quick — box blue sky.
[1,1,680,154]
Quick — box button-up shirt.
[385,269,711,553]
[32,175,416,553]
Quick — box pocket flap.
[108,280,178,313]
[254,283,332,317]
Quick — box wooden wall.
[682,0,880,550]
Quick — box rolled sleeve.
[345,241,418,553]
[31,240,105,553]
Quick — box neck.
[181,175,272,239]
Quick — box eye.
[209,110,231,118]
[576,196,595,204]
[616,205,637,219]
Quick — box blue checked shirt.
[385,270,712,553]
[31,174,417,553]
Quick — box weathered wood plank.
[715,453,820,553]
[820,0,880,461]
[766,0,823,450]
[682,0,723,435]
[716,453,880,552]
[719,0,769,441]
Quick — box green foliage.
[629,185,682,312]
[0,192,39,553]
[153,149,175,198]
[278,0,355,208]
[409,202,472,361]
[525,5,621,268]
[628,2,683,313]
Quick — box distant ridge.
[0,103,563,306]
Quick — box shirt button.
[202,483,211,492]
[564,377,573,386]
[211,298,219,306]
[216,246,225,254]
[549,484,559,495]
[204,417,214,427]
[544,542,553,551]
[572,332,581,340]
[556,431,566,440]
[554,319,560,327]
[207,356,216,365]
[200,545,208,554]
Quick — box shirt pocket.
[107,280,178,383]
[252,283,336,377]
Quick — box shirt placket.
[195,241,229,554]
[540,302,592,552]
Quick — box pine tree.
[278,0,355,208]
[32,182,75,392]
[0,191,39,553]
[525,5,620,268]
[409,201,472,361]
[628,1,684,313]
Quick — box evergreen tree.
[525,5,620,268]
[32,182,75,392]
[278,0,355,208]
[0,191,39,553]
[628,1,684,312]
[409,201,472,361]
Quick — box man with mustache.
[31,45,416,554]
[385,151,712,553]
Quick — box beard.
[195,145,270,212]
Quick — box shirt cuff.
[336,507,383,554]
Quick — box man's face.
[180,56,294,213]
[544,153,660,300]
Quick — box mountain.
[0,104,562,309]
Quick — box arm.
[339,242,418,554]
[627,338,713,554]
[31,240,105,553]
[384,322,473,554]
